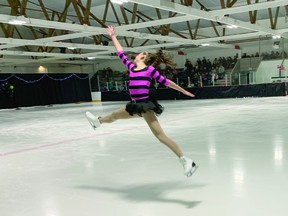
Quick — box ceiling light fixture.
[87,57,96,60]
[272,35,281,39]
[111,0,128,4]
[8,19,27,25]
[227,25,238,29]
[201,43,210,47]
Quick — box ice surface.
[0,97,287,216]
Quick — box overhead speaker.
[273,41,280,49]
[59,47,66,53]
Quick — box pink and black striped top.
[117,50,170,101]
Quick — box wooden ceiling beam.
[194,19,201,39]
[220,0,226,8]
[76,1,106,27]
[182,0,193,6]
[102,0,110,24]
[163,0,175,36]
[72,0,84,24]
[186,21,194,39]
[155,8,162,20]
[14,27,32,53]
[20,0,28,15]
[120,5,130,24]
[227,0,237,8]
[211,21,220,37]
[119,5,130,47]
[44,0,72,51]
[0,24,8,58]
[194,3,222,39]
[187,0,193,6]
[73,0,96,51]
[247,0,259,24]
[268,6,280,30]
[129,4,139,47]
[99,0,110,44]
[179,0,194,39]
[7,0,45,52]
[139,27,162,46]
[226,0,231,8]
[129,16,140,47]
[57,0,72,22]
[130,10,161,45]
[38,0,53,52]
[123,10,162,46]
[59,0,70,36]
[84,0,91,24]
[110,2,122,26]
[155,4,187,38]
[110,1,130,47]
[7,0,19,37]
[47,0,72,53]
[38,0,51,20]
[131,3,138,24]
[0,23,8,37]
[77,0,99,46]
[169,28,188,39]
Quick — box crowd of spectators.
[245,51,287,60]
[171,54,238,87]
[98,54,239,90]
[241,51,288,60]
[97,50,288,91]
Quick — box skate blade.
[86,114,97,130]
[88,120,96,130]
[186,165,199,177]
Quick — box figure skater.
[86,26,198,177]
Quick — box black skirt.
[125,98,164,117]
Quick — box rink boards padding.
[0,73,91,109]
[101,83,286,101]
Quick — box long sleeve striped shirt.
[117,50,170,101]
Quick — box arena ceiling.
[0,0,287,66]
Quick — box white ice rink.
[0,97,287,216]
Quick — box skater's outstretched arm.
[168,80,195,97]
[150,66,195,97]
[108,26,135,70]
[107,26,123,52]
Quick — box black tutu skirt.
[125,99,164,117]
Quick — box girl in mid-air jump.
[86,26,198,177]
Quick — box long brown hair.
[143,49,176,69]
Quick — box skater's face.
[134,52,148,64]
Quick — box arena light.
[111,0,128,4]
[201,43,210,47]
[8,18,27,25]
[87,57,96,60]
[272,35,281,39]
[227,25,238,29]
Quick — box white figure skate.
[179,156,198,177]
[85,112,101,130]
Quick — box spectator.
[213,58,219,68]
[207,59,212,70]
[218,64,225,79]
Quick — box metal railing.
[231,57,262,85]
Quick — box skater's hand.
[183,90,195,98]
[107,26,116,37]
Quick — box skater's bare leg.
[100,108,137,124]
[142,110,184,158]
